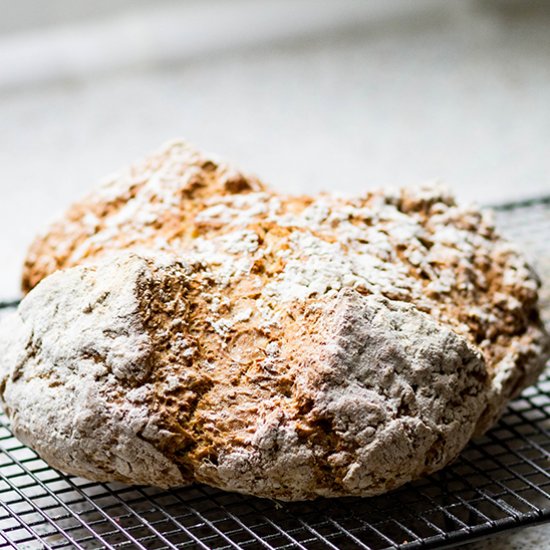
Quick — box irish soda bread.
[1,140,548,500]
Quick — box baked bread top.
[1,140,547,500]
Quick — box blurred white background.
[1,0,550,300]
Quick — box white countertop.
[1,0,550,300]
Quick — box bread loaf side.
[0,140,546,499]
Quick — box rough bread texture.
[0,257,185,487]
[1,140,548,500]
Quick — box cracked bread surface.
[1,140,548,500]
[0,254,490,499]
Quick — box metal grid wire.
[0,198,549,549]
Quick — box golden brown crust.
[22,141,546,378]
[7,139,548,499]
[22,140,265,293]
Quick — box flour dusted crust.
[1,140,548,500]
[0,257,185,487]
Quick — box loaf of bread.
[1,140,548,500]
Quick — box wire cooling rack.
[0,197,549,549]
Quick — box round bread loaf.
[1,140,548,500]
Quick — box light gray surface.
[1,0,550,300]
[464,523,550,550]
